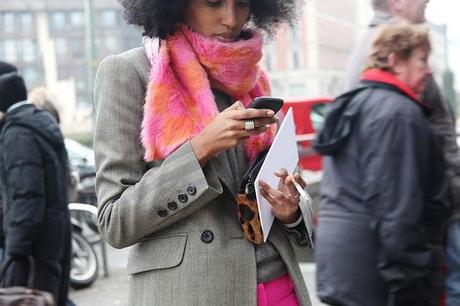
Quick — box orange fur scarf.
[141,26,275,162]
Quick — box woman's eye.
[206,0,249,6]
[207,0,222,6]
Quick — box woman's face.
[393,47,432,95]
[184,0,251,43]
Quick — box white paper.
[255,108,299,242]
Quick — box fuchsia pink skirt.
[257,274,299,306]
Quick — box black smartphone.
[247,97,284,114]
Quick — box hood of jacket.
[313,69,432,156]
[1,103,64,149]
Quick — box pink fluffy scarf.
[141,26,275,162]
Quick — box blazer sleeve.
[94,54,223,249]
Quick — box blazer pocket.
[127,233,188,275]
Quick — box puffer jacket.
[313,71,451,306]
[0,103,71,306]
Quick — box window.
[263,42,277,72]
[4,40,17,62]
[3,13,15,33]
[288,25,304,70]
[76,79,86,91]
[20,13,33,33]
[23,68,38,87]
[264,53,272,72]
[292,50,300,69]
[271,80,283,97]
[58,65,70,79]
[22,39,36,62]
[70,11,84,27]
[310,103,329,131]
[105,37,117,52]
[101,10,117,26]
[288,83,306,97]
[51,12,66,30]
[289,27,300,42]
[71,39,85,59]
[55,38,67,57]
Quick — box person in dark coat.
[347,3,460,303]
[0,61,18,261]
[314,23,451,306]
[0,72,71,306]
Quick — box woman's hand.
[191,101,276,166]
[259,169,307,224]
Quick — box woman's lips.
[213,34,237,43]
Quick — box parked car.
[65,138,97,205]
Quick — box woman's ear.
[388,52,401,75]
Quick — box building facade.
[0,0,141,133]
[263,0,369,99]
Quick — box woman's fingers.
[284,175,299,198]
[234,108,275,120]
[293,173,307,189]
[227,100,245,111]
[259,180,298,207]
[259,181,286,208]
[259,179,301,224]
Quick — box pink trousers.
[257,274,299,306]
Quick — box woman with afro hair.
[93,1,312,305]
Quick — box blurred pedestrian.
[28,87,79,204]
[314,23,450,306]
[29,87,61,124]
[346,1,460,305]
[94,0,313,305]
[345,0,430,89]
[0,72,72,306]
[0,61,17,264]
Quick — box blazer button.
[178,193,188,203]
[186,184,197,195]
[167,201,178,210]
[200,230,214,243]
[157,209,168,217]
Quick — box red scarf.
[361,69,432,111]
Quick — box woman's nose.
[222,3,237,29]
[426,66,432,75]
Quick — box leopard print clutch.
[236,149,269,245]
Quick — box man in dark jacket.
[346,1,460,304]
[0,61,18,261]
[0,72,71,306]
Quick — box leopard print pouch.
[236,149,269,245]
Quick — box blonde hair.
[29,87,61,123]
[365,23,431,72]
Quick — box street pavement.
[69,245,327,306]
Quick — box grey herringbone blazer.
[94,47,312,306]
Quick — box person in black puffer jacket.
[0,61,18,260]
[0,72,71,306]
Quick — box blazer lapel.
[134,47,150,87]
